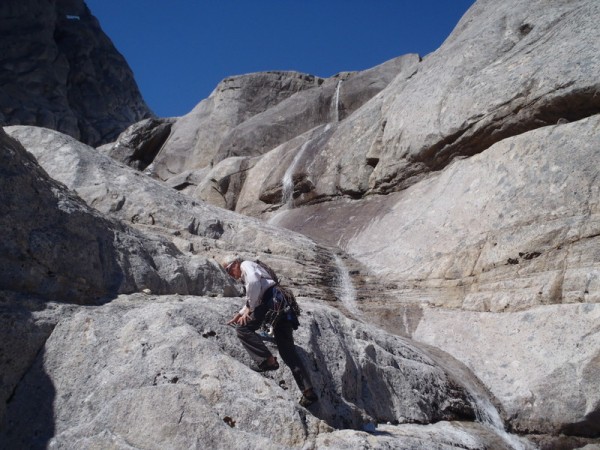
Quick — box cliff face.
[2,0,600,448]
[0,0,152,146]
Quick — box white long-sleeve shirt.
[239,260,276,314]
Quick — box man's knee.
[236,325,251,339]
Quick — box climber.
[223,257,318,407]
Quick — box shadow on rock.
[0,297,57,449]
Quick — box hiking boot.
[299,388,318,407]
[255,356,279,372]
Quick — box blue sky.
[86,1,475,118]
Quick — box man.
[224,257,318,407]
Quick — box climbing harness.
[254,259,302,336]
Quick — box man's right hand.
[238,309,252,325]
[227,313,241,325]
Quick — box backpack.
[255,259,301,317]
[256,260,302,333]
[255,259,280,285]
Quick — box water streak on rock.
[332,80,343,123]
[333,254,361,320]
[281,140,310,208]
[467,378,532,450]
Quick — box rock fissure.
[4,322,55,408]
[416,93,599,181]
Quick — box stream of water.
[429,347,534,450]
[330,252,533,449]
[331,80,342,123]
[469,389,534,450]
[281,140,310,207]
[332,254,362,321]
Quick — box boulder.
[0,127,229,303]
[2,295,527,449]
[0,0,153,146]
[97,118,175,171]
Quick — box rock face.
[3,0,600,448]
[149,54,418,187]
[4,125,342,303]
[2,297,491,449]
[0,126,236,437]
[149,71,325,181]
[1,125,541,449]
[0,0,153,146]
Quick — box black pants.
[236,302,313,392]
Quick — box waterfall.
[331,80,342,123]
[468,390,533,450]
[441,361,533,450]
[281,140,310,207]
[412,330,534,450]
[332,254,362,320]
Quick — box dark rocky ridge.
[0,0,152,146]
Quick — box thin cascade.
[332,254,362,320]
[415,330,534,450]
[459,375,533,450]
[331,80,342,123]
[281,140,310,208]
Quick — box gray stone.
[151,55,417,188]
[191,156,258,210]
[0,293,73,427]
[229,0,600,213]
[3,0,600,446]
[151,72,324,181]
[268,115,600,436]
[212,55,419,167]
[315,0,600,199]
[98,118,174,171]
[2,295,517,449]
[413,303,600,437]
[4,125,341,303]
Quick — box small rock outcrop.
[97,118,175,171]
[0,0,153,146]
